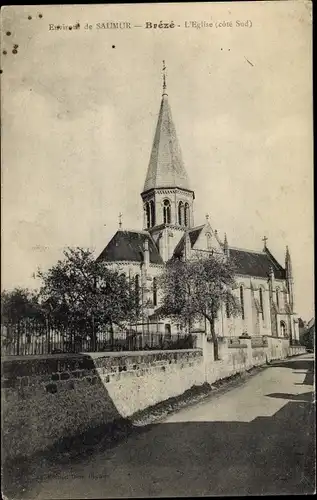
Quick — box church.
[97,65,300,344]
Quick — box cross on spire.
[262,235,268,248]
[162,60,167,94]
[118,212,123,229]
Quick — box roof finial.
[118,212,123,229]
[162,60,167,95]
[205,214,209,221]
[223,232,229,257]
[262,235,268,249]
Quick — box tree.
[158,254,241,360]
[1,287,44,324]
[36,247,138,348]
[301,323,315,351]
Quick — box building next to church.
[97,65,300,344]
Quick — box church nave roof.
[97,230,163,265]
[229,247,286,279]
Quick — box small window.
[145,200,155,228]
[184,203,190,227]
[150,200,155,227]
[153,277,157,307]
[240,286,245,320]
[163,199,171,224]
[178,201,184,225]
[280,321,286,337]
[276,289,280,309]
[259,288,264,321]
[145,203,151,229]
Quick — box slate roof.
[97,230,164,265]
[189,227,204,246]
[174,234,286,279]
[173,226,204,258]
[229,247,286,279]
[143,94,191,192]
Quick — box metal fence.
[1,319,197,356]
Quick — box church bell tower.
[141,61,195,261]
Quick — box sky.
[1,2,314,320]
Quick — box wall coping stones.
[1,349,202,380]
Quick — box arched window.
[276,289,280,309]
[184,203,190,227]
[240,286,245,320]
[145,201,155,228]
[150,200,155,227]
[259,288,264,321]
[145,203,151,229]
[178,201,184,225]
[153,277,157,307]
[280,321,286,337]
[163,199,171,224]
[206,233,212,250]
[135,274,140,313]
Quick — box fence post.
[91,315,97,351]
[46,317,51,354]
[16,322,20,356]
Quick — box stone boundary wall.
[203,335,300,382]
[288,345,307,356]
[1,339,306,464]
[2,350,204,463]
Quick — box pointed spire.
[262,235,268,250]
[142,63,191,193]
[118,212,123,229]
[285,245,293,278]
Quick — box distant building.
[98,65,300,343]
